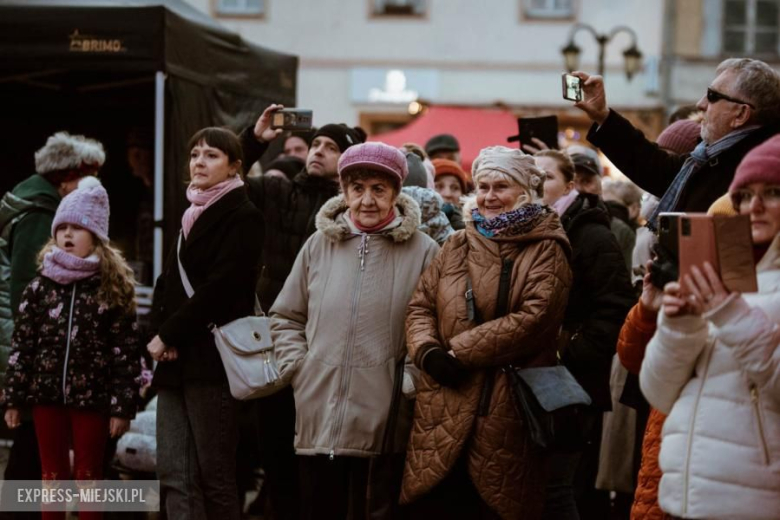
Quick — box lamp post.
[561,23,643,80]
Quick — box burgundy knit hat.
[730,134,780,192]
[656,119,701,155]
[51,176,110,242]
[432,159,468,192]
[338,142,408,189]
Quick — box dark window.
[723,0,779,55]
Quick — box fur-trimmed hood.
[316,191,422,243]
[35,132,106,175]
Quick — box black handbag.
[503,365,591,451]
[469,258,592,451]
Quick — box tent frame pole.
[153,71,166,282]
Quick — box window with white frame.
[723,0,779,55]
[373,0,426,16]
[524,0,574,19]
[215,0,264,17]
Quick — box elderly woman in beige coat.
[270,142,440,520]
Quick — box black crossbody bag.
[469,258,591,451]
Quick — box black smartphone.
[562,73,583,102]
[271,109,313,131]
[658,213,683,261]
[507,116,559,150]
[649,212,683,289]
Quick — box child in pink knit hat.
[3,176,141,514]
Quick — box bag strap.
[474,257,514,416]
[176,231,265,316]
[176,232,195,299]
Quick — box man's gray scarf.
[647,126,759,231]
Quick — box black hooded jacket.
[559,193,635,410]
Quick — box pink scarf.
[41,247,101,285]
[552,189,579,216]
[181,176,244,238]
[349,209,397,233]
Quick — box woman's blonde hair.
[38,237,137,312]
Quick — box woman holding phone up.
[640,135,780,519]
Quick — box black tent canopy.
[0,0,297,284]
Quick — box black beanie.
[311,124,367,153]
[266,155,306,181]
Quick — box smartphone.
[271,109,313,131]
[678,215,719,297]
[649,212,683,289]
[507,116,559,150]
[562,73,583,102]
[657,213,683,262]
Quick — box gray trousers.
[157,382,240,520]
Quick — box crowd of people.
[1,56,779,520]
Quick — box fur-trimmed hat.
[52,176,110,242]
[35,131,106,175]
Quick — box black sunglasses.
[706,87,755,108]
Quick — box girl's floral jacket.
[2,275,140,419]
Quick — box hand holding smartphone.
[562,73,583,102]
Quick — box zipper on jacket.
[682,341,714,517]
[750,383,770,465]
[61,282,77,402]
[328,247,366,455]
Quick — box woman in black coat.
[148,127,262,520]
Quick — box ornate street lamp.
[561,23,643,80]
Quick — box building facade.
[184,0,668,141]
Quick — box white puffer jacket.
[640,235,780,520]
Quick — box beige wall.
[674,0,704,57]
[184,0,665,126]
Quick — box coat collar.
[316,191,421,243]
[757,233,780,274]
[182,186,249,249]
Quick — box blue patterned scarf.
[471,204,548,238]
[648,126,759,231]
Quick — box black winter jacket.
[241,128,340,311]
[559,193,635,410]
[151,187,262,387]
[3,275,141,418]
[588,110,779,213]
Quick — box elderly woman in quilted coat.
[401,146,573,519]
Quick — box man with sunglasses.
[572,58,780,230]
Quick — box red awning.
[368,105,519,174]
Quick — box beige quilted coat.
[401,210,573,519]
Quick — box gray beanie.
[403,152,429,189]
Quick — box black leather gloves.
[422,347,469,388]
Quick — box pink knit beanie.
[338,142,408,189]
[730,134,780,192]
[51,176,110,242]
[656,119,701,155]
